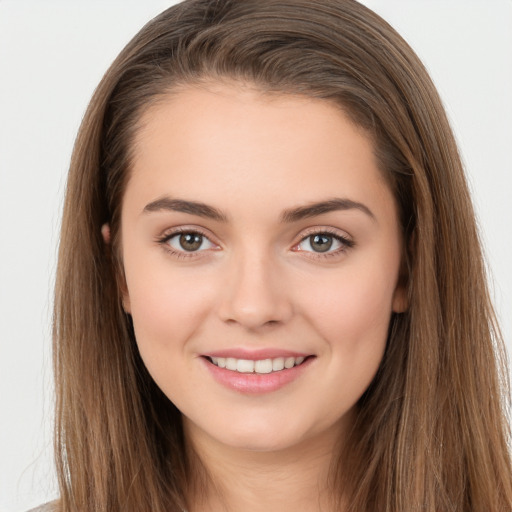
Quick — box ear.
[101,223,111,244]
[392,254,409,313]
[121,292,132,314]
[392,283,408,313]
[102,223,132,313]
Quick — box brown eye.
[294,231,353,256]
[179,233,203,251]
[310,234,333,253]
[165,231,216,253]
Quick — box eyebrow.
[143,197,228,222]
[142,196,375,223]
[280,198,376,223]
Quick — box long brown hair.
[53,1,512,510]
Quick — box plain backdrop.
[1,1,511,511]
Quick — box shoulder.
[27,502,58,512]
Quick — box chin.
[187,413,338,455]
[223,431,298,453]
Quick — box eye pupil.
[311,234,333,252]
[179,233,203,251]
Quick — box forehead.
[133,81,374,163]
[125,82,394,220]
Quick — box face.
[119,82,406,454]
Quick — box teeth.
[226,357,237,371]
[272,357,285,371]
[209,355,307,374]
[254,359,272,374]
[237,359,255,373]
[284,356,295,369]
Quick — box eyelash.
[156,227,217,260]
[293,228,355,259]
[156,227,354,260]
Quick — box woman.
[39,0,512,510]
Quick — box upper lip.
[203,348,312,360]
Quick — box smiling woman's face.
[119,82,406,453]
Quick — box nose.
[217,251,293,330]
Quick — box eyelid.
[291,226,355,256]
[156,225,221,258]
[155,225,353,260]
[294,226,354,244]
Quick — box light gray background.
[1,1,511,511]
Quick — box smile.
[208,356,306,374]
[203,351,315,393]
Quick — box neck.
[184,419,349,512]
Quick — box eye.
[163,230,216,253]
[294,231,353,255]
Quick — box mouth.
[202,353,315,393]
[204,355,310,374]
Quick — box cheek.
[305,272,396,340]
[303,273,395,411]
[124,261,215,355]
[298,252,399,377]
[124,264,218,399]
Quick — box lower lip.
[202,357,314,394]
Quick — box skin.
[117,82,406,511]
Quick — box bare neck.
[184,420,348,512]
